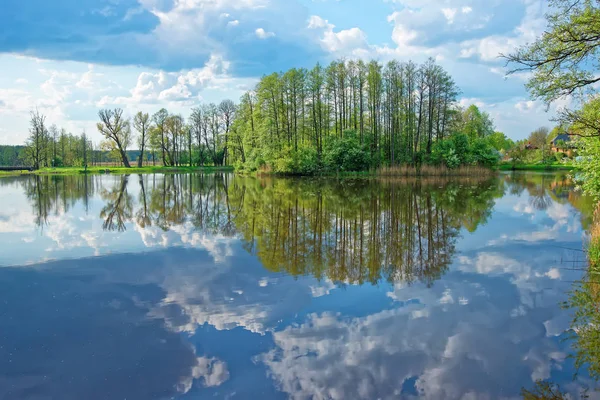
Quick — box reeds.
[376,164,495,177]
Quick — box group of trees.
[229,58,503,173]
[19,111,95,169]
[17,100,239,169]
[16,58,511,173]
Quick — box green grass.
[498,162,576,171]
[0,165,234,177]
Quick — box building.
[550,133,575,157]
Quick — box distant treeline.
[0,144,147,167]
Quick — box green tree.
[506,0,600,104]
[97,108,132,168]
[487,131,514,152]
[133,111,151,168]
[528,127,550,149]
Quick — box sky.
[0,0,569,145]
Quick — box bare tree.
[24,110,47,170]
[97,108,132,168]
[133,111,151,167]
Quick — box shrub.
[431,139,460,168]
[323,134,370,172]
[289,147,320,175]
[451,134,470,164]
[470,138,500,167]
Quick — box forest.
[11,58,516,174]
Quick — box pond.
[0,172,597,399]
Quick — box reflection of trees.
[20,173,503,286]
[505,173,555,211]
[228,177,503,286]
[504,173,595,228]
[100,176,133,232]
[20,175,99,227]
[565,260,600,382]
[141,174,237,234]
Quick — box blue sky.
[0,0,567,144]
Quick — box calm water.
[0,172,597,399]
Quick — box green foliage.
[323,132,371,172]
[430,135,499,168]
[576,135,600,199]
[451,134,470,164]
[431,139,459,168]
[507,0,600,105]
[456,105,495,139]
[486,131,514,152]
[554,152,566,162]
[470,138,500,167]
[528,127,550,149]
[289,147,320,175]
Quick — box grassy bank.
[0,165,234,177]
[498,162,576,172]
[250,164,498,178]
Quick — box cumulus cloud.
[98,54,248,108]
[308,16,368,55]
[255,28,275,39]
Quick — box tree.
[528,127,550,149]
[97,108,132,168]
[219,99,236,166]
[81,131,88,168]
[49,124,59,166]
[487,131,514,152]
[505,0,600,104]
[459,105,494,139]
[24,110,47,170]
[133,111,151,168]
[152,108,169,165]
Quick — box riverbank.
[0,165,234,177]
[245,164,498,178]
[498,163,576,172]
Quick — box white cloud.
[308,15,368,55]
[177,356,230,393]
[442,8,458,24]
[255,27,275,39]
[98,54,248,109]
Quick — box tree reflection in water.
[12,171,600,396]
[17,173,505,286]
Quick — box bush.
[452,134,470,164]
[289,147,320,175]
[470,138,500,167]
[323,134,370,172]
[431,139,460,168]
[555,152,566,162]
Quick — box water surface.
[0,172,597,399]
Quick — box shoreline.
[498,163,575,172]
[0,166,234,177]
[0,163,577,178]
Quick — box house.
[524,142,537,150]
[550,133,572,153]
[550,133,575,157]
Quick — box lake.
[0,172,597,399]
